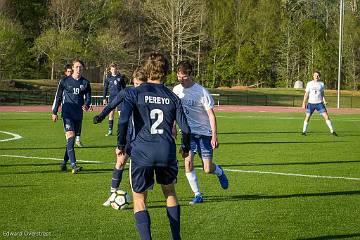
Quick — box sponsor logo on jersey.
[114,80,117,85]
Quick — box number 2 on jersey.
[150,109,164,134]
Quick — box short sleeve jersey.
[305,80,325,104]
[173,83,214,136]
[118,83,190,167]
[52,76,91,121]
[103,74,126,99]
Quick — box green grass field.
[1,111,360,239]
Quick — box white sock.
[326,119,334,133]
[302,121,308,133]
[75,136,80,141]
[212,164,223,177]
[185,170,200,196]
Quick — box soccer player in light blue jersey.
[52,58,92,174]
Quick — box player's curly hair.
[143,52,169,81]
[176,60,193,76]
[132,65,147,82]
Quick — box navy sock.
[63,148,69,165]
[66,137,76,168]
[111,168,123,189]
[109,120,114,131]
[135,210,151,240]
[166,205,181,240]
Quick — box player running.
[52,58,92,174]
[93,66,147,207]
[117,52,190,240]
[301,71,337,136]
[173,60,228,205]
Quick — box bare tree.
[143,0,203,71]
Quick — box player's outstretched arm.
[302,92,309,109]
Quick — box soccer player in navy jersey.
[93,66,147,207]
[52,58,92,174]
[117,52,190,240]
[103,63,127,136]
[63,64,84,147]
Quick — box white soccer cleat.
[103,196,112,207]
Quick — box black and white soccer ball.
[109,190,130,210]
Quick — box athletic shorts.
[306,103,327,115]
[130,161,178,193]
[62,118,82,134]
[109,95,122,112]
[190,134,213,160]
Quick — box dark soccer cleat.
[189,194,203,205]
[332,131,338,136]
[71,165,83,174]
[218,165,229,189]
[60,163,67,172]
[301,132,306,136]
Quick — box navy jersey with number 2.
[117,83,190,167]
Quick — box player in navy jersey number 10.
[52,58,92,174]
[116,53,191,240]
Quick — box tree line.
[0,0,359,89]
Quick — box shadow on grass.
[0,184,38,188]
[203,190,360,203]
[218,140,347,145]
[217,159,360,167]
[296,233,360,240]
[0,145,116,150]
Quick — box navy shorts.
[130,161,178,193]
[306,103,327,115]
[62,118,82,134]
[190,134,213,160]
[109,95,122,112]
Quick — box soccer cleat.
[103,196,112,207]
[217,165,229,189]
[105,130,113,136]
[75,141,83,147]
[103,189,117,207]
[71,165,83,174]
[189,194,203,205]
[60,163,67,172]
[301,132,306,136]
[332,131,338,136]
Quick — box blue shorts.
[130,161,178,193]
[190,134,213,160]
[62,118,82,134]
[109,95,122,112]
[306,103,327,115]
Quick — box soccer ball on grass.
[110,190,130,210]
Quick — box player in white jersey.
[301,71,337,136]
[173,61,228,205]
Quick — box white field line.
[222,168,360,181]
[1,154,359,181]
[0,131,23,142]
[216,115,360,121]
